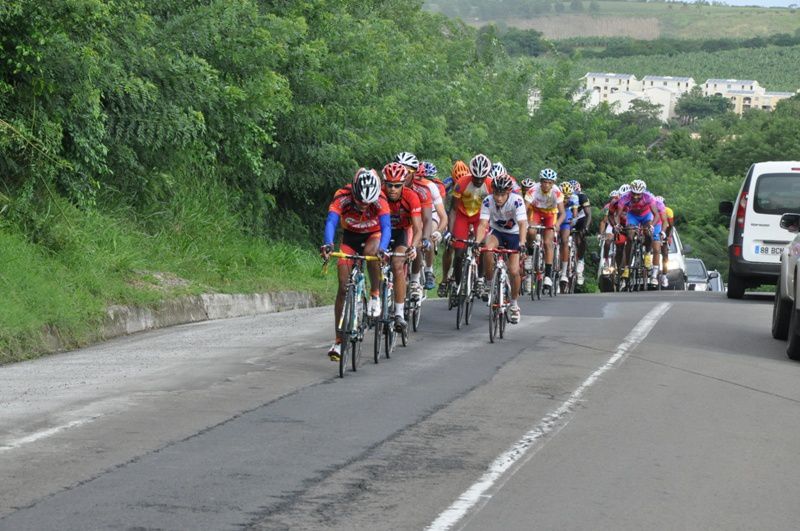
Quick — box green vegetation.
[3,0,800,363]
[426,0,800,40]
[571,45,800,91]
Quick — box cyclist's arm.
[421,206,432,241]
[410,215,423,249]
[476,219,489,244]
[378,214,391,252]
[598,213,608,235]
[434,201,448,234]
[518,219,529,248]
[555,203,566,228]
[582,204,592,228]
[324,212,339,246]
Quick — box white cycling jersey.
[480,193,527,234]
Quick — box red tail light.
[736,192,748,229]
[732,244,742,257]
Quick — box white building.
[641,75,695,95]
[584,72,641,102]
[703,78,760,97]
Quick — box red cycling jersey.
[388,187,422,229]
[407,178,433,209]
[328,185,391,233]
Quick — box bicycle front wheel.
[489,273,501,343]
[373,316,383,364]
[412,303,421,332]
[465,263,475,325]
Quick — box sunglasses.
[385,182,404,189]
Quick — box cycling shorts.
[530,208,557,229]
[489,229,521,251]
[626,211,653,227]
[574,217,587,233]
[559,221,572,232]
[452,212,480,250]
[388,228,409,251]
[340,230,381,265]
[652,223,662,242]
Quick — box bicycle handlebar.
[478,247,519,255]
[328,251,381,261]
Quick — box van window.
[686,260,707,278]
[753,173,800,215]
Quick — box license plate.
[754,244,784,256]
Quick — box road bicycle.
[326,251,379,377]
[373,252,409,363]
[523,224,546,301]
[451,234,481,330]
[560,229,579,295]
[596,234,618,293]
[482,248,518,343]
[624,226,649,292]
[406,247,429,333]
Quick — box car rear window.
[753,173,800,215]
[686,260,707,277]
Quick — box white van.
[719,161,800,299]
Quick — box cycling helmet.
[352,168,381,204]
[569,179,581,193]
[618,184,631,195]
[559,182,573,196]
[630,179,647,193]
[382,162,407,184]
[443,176,455,194]
[520,178,535,189]
[469,153,492,179]
[609,190,620,199]
[451,160,470,179]
[422,161,438,178]
[655,195,665,203]
[394,151,419,170]
[493,174,514,192]
[539,168,557,181]
[490,162,507,179]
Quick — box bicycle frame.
[481,248,518,343]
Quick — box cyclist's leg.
[483,232,500,286]
[450,212,470,284]
[559,224,570,281]
[651,221,662,282]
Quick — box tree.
[675,87,733,124]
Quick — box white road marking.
[0,417,100,453]
[427,302,672,531]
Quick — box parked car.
[685,258,719,291]
[664,227,690,290]
[720,161,800,299]
[770,213,800,360]
[708,270,725,292]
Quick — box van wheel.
[727,268,745,299]
[787,306,800,361]
[772,282,792,340]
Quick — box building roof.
[705,78,757,85]
[643,75,694,83]
[727,90,755,95]
[585,72,637,80]
[764,91,795,97]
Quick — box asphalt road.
[1,290,798,530]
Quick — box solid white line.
[426,302,672,531]
[0,417,99,453]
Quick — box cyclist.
[617,179,660,290]
[320,168,391,361]
[598,189,620,270]
[395,152,433,301]
[438,160,470,297]
[613,184,631,272]
[449,154,493,293]
[558,181,579,285]
[524,168,566,290]
[476,174,528,324]
[648,192,668,287]
[657,195,674,287]
[382,162,423,331]
[569,180,592,286]
[420,161,449,292]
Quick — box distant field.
[455,1,800,40]
[570,45,800,92]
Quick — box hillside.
[426,0,800,40]
[570,44,800,92]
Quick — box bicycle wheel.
[352,292,366,372]
[339,285,356,378]
[489,272,501,343]
[412,302,421,332]
[373,315,382,364]
[465,262,475,326]
[401,303,409,347]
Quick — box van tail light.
[732,244,742,257]
[736,192,748,229]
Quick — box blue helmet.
[539,168,557,181]
[422,161,438,178]
[443,176,455,194]
[568,179,581,193]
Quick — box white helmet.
[609,190,620,199]
[630,179,647,193]
[618,184,631,195]
[490,162,507,179]
[394,151,419,170]
[539,168,557,181]
[469,154,492,179]
[352,168,381,204]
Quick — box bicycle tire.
[412,302,421,332]
[465,261,475,326]
[339,284,356,378]
[373,315,382,364]
[500,276,508,339]
[352,292,366,372]
[384,322,395,358]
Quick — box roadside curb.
[102,291,317,339]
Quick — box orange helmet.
[451,160,470,180]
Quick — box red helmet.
[382,162,408,183]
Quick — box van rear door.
[743,171,800,263]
